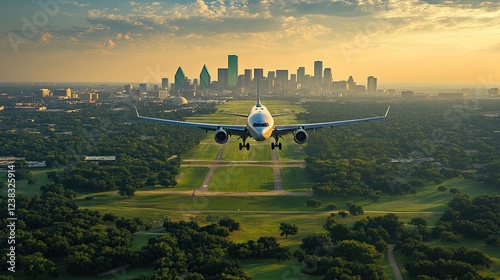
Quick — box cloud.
[105,39,115,49]
[38,32,53,44]
[64,1,90,8]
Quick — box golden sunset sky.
[1,0,499,86]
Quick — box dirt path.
[388,244,404,280]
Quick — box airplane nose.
[254,127,266,141]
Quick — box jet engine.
[293,128,308,144]
[214,128,229,144]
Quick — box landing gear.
[239,142,250,151]
[271,135,283,150]
[271,142,282,150]
[238,135,250,151]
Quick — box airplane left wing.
[135,107,247,136]
[274,106,390,135]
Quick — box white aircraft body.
[135,93,390,150]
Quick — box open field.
[176,166,209,190]
[11,99,500,280]
[281,167,314,192]
[209,166,274,192]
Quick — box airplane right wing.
[135,107,248,137]
[274,106,390,135]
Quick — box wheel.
[246,143,250,150]
[271,143,275,150]
[278,142,282,150]
[239,143,243,150]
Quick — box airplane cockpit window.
[253,123,270,127]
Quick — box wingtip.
[385,106,391,117]
[134,106,140,117]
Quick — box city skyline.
[1,1,500,85]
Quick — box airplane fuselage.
[246,103,275,141]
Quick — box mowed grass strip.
[176,167,209,190]
[210,166,274,192]
[222,140,272,161]
[280,167,314,192]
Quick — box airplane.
[135,92,390,151]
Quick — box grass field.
[12,99,500,280]
[176,166,209,190]
[210,166,274,192]
[281,167,314,192]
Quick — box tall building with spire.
[228,55,238,89]
[174,67,186,93]
[200,65,211,89]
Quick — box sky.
[1,0,500,86]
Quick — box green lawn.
[281,167,314,192]
[176,166,209,190]
[209,166,274,192]
[2,167,63,195]
[222,141,272,161]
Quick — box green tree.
[279,223,298,238]
[306,199,322,209]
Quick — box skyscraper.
[275,70,289,91]
[161,78,169,89]
[218,68,228,90]
[367,76,377,93]
[297,67,305,88]
[228,55,238,89]
[314,61,323,91]
[347,76,355,91]
[244,69,252,91]
[323,68,332,92]
[254,68,264,81]
[139,83,148,93]
[200,64,211,89]
[174,67,186,93]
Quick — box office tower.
[367,76,377,93]
[237,75,245,91]
[161,78,169,89]
[254,68,264,81]
[218,68,228,90]
[267,71,275,92]
[314,61,323,91]
[124,84,133,95]
[200,64,211,89]
[290,74,297,90]
[244,69,252,91]
[174,67,186,93]
[323,68,332,92]
[275,70,289,91]
[228,55,238,89]
[139,83,148,93]
[297,67,305,88]
[347,76,355,91]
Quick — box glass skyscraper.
[200,65,211,89]
[228,55,238,89]
[175,67,186,93]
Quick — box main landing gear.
[271,142,282,150]
[271,135,283,150]
[239,142,250,151]
[238,135,250,150]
